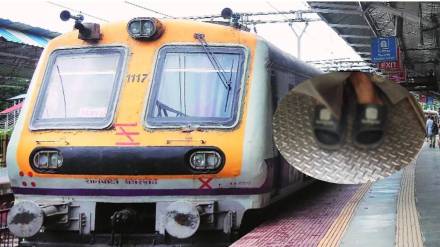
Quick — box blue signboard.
[371,36,398,63]
[427,96,434,106]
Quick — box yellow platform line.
[396,164,423,247]
[317,182,371,247]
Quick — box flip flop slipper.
[353,103,387,149]
[312,105,345,150]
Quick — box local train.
[6,10,321,246]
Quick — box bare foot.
[349,72,382,104]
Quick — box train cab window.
[146,45,245,128]
[31,47,127,130]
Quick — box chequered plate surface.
[273,89,424,184]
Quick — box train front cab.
[5,19,288,244]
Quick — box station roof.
[0,18,59,110]
[0,27,50,47]
[7,94,26,101]
[309,2,374,62]
[0,102,22,115]
[0,18,57,48]
[309,2,440,90]
[0,18,59,47]
[0,19,59,86]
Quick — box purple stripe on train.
[12,159,278,197]
[12,186,271,196]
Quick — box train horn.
[59,10,101,42]
[273,72,425,184]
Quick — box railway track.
[0,193,16,247]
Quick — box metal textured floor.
[232,143,438,247]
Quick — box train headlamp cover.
[189,151,222,171]
[127,17,164,40]
[33,150,63,170]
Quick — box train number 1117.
[127,73,148,83]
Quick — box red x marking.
[115,123,140,146]
[198,177,213,189]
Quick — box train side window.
[270,70,279,112]
[30,46,127,130]
[270,70,295,112]
[146,45,246,128]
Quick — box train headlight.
[49,152,63,168]
[127,17,164,40]
[33,150,63,170]
[142,21,155,36]
[35,153,49,169]
[128,21,141,35]
[189,151,222,171]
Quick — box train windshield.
[31,47,126,130]
[147,45,245,127]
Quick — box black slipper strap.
[313,105,344,150]
[353,104,387,148]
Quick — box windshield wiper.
[194,33,231,91]
[225,58,235,111]
[56,65,68,118]
[156,100,186,117]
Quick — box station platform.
[232,142,438,247]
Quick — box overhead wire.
[47,1,109,22]
[124,1,174,18]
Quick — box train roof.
[264,40,322,76]
[52,18,257,44]
[51,18,321,76]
